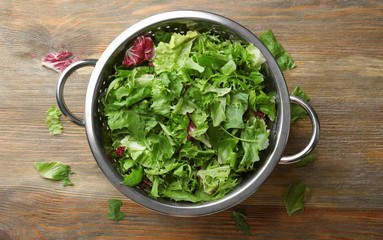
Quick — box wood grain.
[1,0,383,239]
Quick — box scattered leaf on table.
[296,153,317,166]
[41,51,79,72]
[34,161,75,186]
[46,105,63,135]
[284,181,310,216]
[259,29,296,71]
[291,86,310,124]
[107,199,126,221]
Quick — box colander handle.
[279,95,320,164]
[56,59,98,126]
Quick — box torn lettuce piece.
[224,92,249,129]
[245,44,266,69]
[107,199,126,221]
[284,181,310,216]
[34,162,74,186]
[259,29,296,71]
[121,166,144,187]
[41,51,79,72]
[239,117,270,171]
[197,165,231,194]
[296,153,317,167]
[249,90,276,121]
[46,105,63,135]
[291,86,310,123]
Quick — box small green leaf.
[45,106,63,135]
[121,166,144,187]
[291,86,310,124]
[210,97,227,127]
[221,60,236,75]
[224,92,248,129]
[284,181,310,216]
[232,209,251,236]
[107,199,126,221]
[259,29,296,71]
[34,162,74,186]
[296,153,317,167]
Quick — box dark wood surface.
[1,1,382,239]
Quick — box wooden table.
[1,1,382,239]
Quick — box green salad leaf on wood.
[34,161,75,186]
[46,105,63,135]
[291,86,310,123]
[284,181,310,216]
[107,199,126,221]
[103,30,277,203]
[259,29,296,71]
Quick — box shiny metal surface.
[279,95,321,164]
[56,59,97,126]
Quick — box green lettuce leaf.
[217,138,238,168]
[224,92,249,129]
[296,152,317,167]
[259,29,296,71]
[239,117,269,170]
[121,166,144,187]
[161,189,211,203]
[249,90,276,121]
[197,165,231,194]
[153,31,200,74]
[210,97,227,127]
[107,199,126,221]
[34,161,74,186]
[245,44,266,69]
[291,86,310,123]
[284,181,310,216]
[46,105,63,135]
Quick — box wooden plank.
[0,0,382,239]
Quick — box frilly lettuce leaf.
[34,161,74,186]
[45,105,63,135]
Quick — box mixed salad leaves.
[103,30,277,202]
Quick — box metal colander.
[57,10,319,216]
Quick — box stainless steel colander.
[56,10,320,216]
